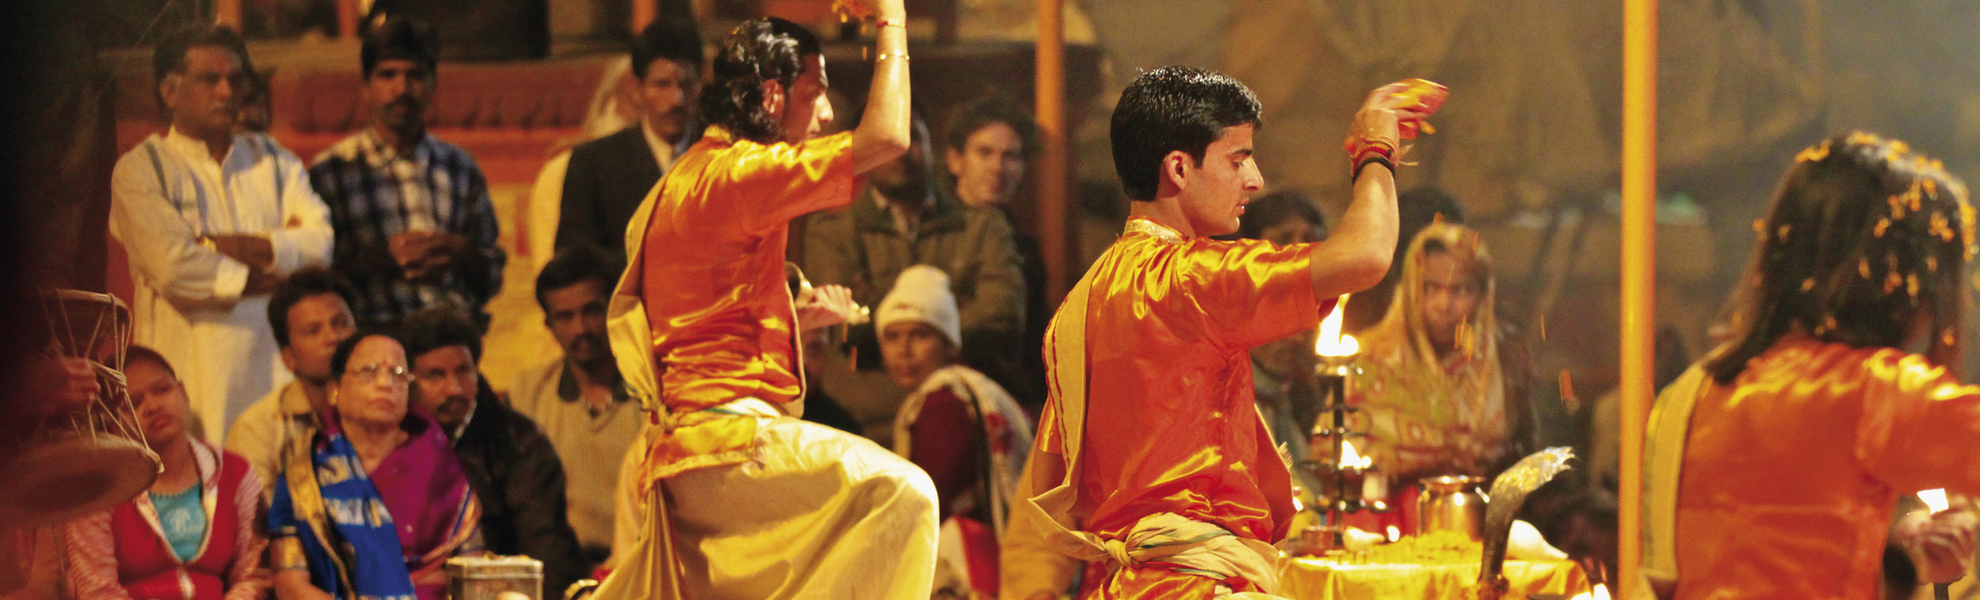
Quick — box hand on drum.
[24,354,99,417]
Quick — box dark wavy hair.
[1706,132,1973,384]
[267,268,358,348]
[535,244,623,311]
[943,94,1040,157]
[699,18,820,144]
[398,306,483,363]
[632,15,705,80]
[125,345,177,380]
[360,15,439,77]
[1109,66,1263,201]
[152,24,250,119]
[329,329,401,380]
[1234,189,1327,241]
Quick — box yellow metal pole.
[1035,0,1068,302]
[1619,0,1656,594]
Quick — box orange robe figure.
[1032,218,1335,597]
[633,126,854,477]
[1657,334,1980,599]
[596,125,940,600]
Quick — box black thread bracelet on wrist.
[1352,155,1396,183]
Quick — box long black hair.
[698,18,819,144]
[1706,132,1973,384]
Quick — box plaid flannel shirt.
[310,130,505,324]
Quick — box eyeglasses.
[345,363,412,387]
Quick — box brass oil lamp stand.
[1297,298,1392,553]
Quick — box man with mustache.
[224,267,358,498]
[399,306,589,596]
[557,16,704,260]
[110,25,334,441]
[309,15,506,328]
[508,244,641,570]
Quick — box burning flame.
[1569,584,1611,600]
[1340,440,1373,470]
[1920,489,1950,513]
[1385,525,1401,542]
[1316,295,1359,357]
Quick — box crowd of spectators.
[60,11,1645,600]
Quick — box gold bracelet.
[876,52,910,62]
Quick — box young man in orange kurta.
[592,11,940,600]
[1016,67,1443,598]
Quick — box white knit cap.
[876,265,962,347]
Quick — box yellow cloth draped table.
[1277,556,1588,599]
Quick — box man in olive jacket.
[798,112,1026,406]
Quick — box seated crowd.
[64,11,1742,600]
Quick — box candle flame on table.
[1316,295,1359,357]
[1920,489,1949,513]
[1341,440,1373,470]
[1569,584,1611,600]
[1385,525,1400,542]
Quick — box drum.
[0,290,159,527]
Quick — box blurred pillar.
[632,0,653,33]
[1619,0,1656,595]
[216,0,241,27]
[338,0,359,36]
[1036,0,1067,302]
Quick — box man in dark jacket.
[556,16,704,258]
[398,306,587,595]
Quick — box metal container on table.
[445,555,543,600]
[1417,475,1486,541]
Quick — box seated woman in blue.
[269,331,481,600]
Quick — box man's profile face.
[281,293,357,384]
[777,54,834,144]
[367,58,434,133]
[1176,124,1263,237]
[411,345,478,430]
[641,58,699,144]
[162,45,246,139]
[947,122,1027,208]
[543,279,611,368]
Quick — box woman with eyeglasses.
[267,331,482,600]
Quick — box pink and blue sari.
[269,409,480,600]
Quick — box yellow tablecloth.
[1278,556,1589,599]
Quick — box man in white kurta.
[110,27,333,441]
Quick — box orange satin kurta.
[1039,218,1334,592]
[633,126,855,477]
[1672,334,1980,599]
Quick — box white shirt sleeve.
[109,146,250,310]
[265,146,333,276]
